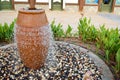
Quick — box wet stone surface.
[0,42,102,80]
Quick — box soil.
[0,42,10,47]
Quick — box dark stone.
[49,72,55,77]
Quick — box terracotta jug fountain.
[15,0,50,69]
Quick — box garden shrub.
[0,20,15,42]
[51,20,64,38]
[116,48,120,72]
[51,21,75,38]
[78,17,98,42]
[65,25,73,37]
[97,26,120,62]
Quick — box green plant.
[116,48,120,72]
[78,17,89,41]
[0,24,3,39]
[96,25,108,49]
[65,25,72,37]
[0,20,15,42]
[78,17,98,42]
[105,50,110,62]
[51,20,64,38]
[87,25,98,41]
[96,26,120,62]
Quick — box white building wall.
[65,0,78,3]
[36,0,48,2]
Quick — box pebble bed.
[0,42,102,80]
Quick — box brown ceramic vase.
[15,9,49,69]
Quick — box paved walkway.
[0,4,120,32]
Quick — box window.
[103,0,110,4]
[116,0,120,5]
[85,0,98,4]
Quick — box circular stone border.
[0,41,114,80]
